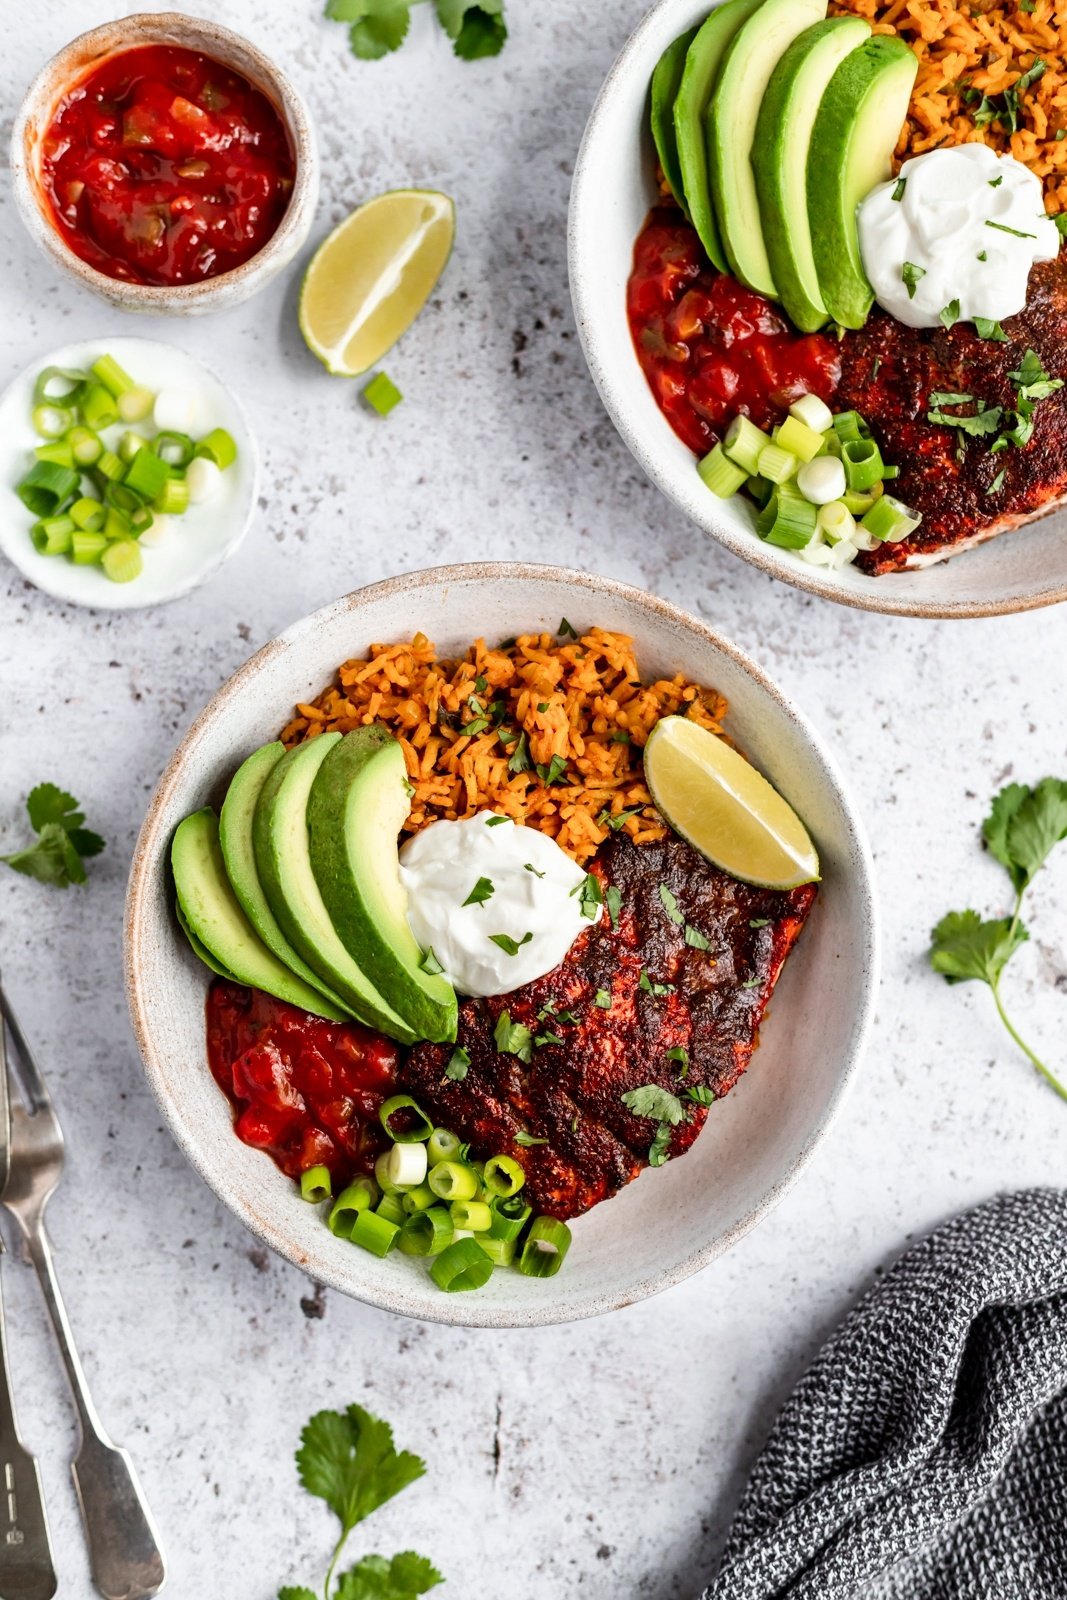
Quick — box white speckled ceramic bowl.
[125,564,878,1327]
[11,13,319,315]
[569,0,1067,618]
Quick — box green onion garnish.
[698,441,748,498]
[398,1207,454,1257]
[427,1160,479,1202]
[379,1093,433,1144]
[429,1237,494,1292]
[350,1208,401,1257]
[481,1154,525,1198]
[842,437,884,492]
[488,1194,532,1242]
[859,494,923,544]
[328,1176,379,1237]
[450,1198,492,1233]
[756,485,818,549]
[518,1217,572,1279]
[299,1164,333,1204]
[427,1127,464,1166]
[362,372,403,416]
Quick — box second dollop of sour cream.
[858,144,1060,330]
[399,812,600,998]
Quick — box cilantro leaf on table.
[435,0,506,58]
[298,1405,426,1551]
[334,1553,444,1600]
[279,1587,319,1600]
[1,784,105,889]
[929,777,1067,1104]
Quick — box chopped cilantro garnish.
[524,861,546,878]
[964,58,1045,134]
[489,931,533,956]
[986,220,1036,240]
[514,1130,548,1147]
[989,175,1004,188]
[638,971,674,996]
[594,989,611,1009]
[327,0,506,62]
[686,1085,716,1107]
[533,1030,565,1048]
[558,617,578,639]
[621,1084,688,1167]
[684,925,710,950]
[749,917,771,929]
[535,754,569,785]
[939,300,961,330]
[474,674,488,693]
[485,814,508,827]
[667,1046,689,1079]
[464,717,490,736]
[421,947,444,975]
[891,177,906,201]
[986,469,1007,496]
[595,805,643,831]
[610,731,632,745]
[445,1046,471,1081]
[605,885,622,928]
[493,1011,533,1061]
[901,261,926,298]
[505,732,531,773]
[462,875,494,907]
[973,317,1008,342]
[658,883,684,925]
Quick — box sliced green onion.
[788,393,834,433]
[775,415,824,462]
[482,1154,525,1198]
[427,1160,479,1202]
[756,485,818,549]
[33,366,85,407]
[385,1141,428,1190]
[427,1127,463,1166]
[101,540,143,584]
[697,441,747,498]
[104,481,145,516]
[32,403,74,438]
[123,448,170,502]
[17,461,79,517]
[398,1206,454,1257]
[842,437,884,492]
[488,1194,532,1242]
[832,409,871,444]
[841,486,878,516]
[450,1199,492,1233]
[152,431,195,469]
[155,475,190,516]
[429,1237,494,1292]
[518,1216,572,1278]
[69,496,105,533]
[103,507,132,541]
[860,494,922,543]
[89,354,136,398]
[375,1193,406,1226]
[401,1182,436,1214]
[747,473,773,509]
[35,441,75,469]
[68,426,103,467]
[362,372,403,416]
[30,515,74,556]
[328,1176,379,1237]
[194,427,237,469]
[379,1094,433,1144]
[96,449,125,482]
[723,414,770,476]
[374,1150,405,1196]
[118,430,145,463]
[476,1235,517,1268]
[350,1208,400,1257]
[300,1165,332,1203]
[817,501,856,545]
[882,463,900,480]
[128,502,154,535]
[757,443,798,485]
[117,386,154,424]
[79,382,119,432]
[71,529,107,565]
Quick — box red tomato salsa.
[206,982,401,1187]
[40,45,295,287]
[628,207,841,456]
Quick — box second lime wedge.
[299,189,455,377]
[644,714,820,889]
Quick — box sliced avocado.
[252,735,418,1044]
[752,17,871,331]
[172,808,347,1019]
[673,0,764,272]
[651,27,698,213]
[709,0,828,298]
[176,896,238,982]
[219,741,351,1017]
[307,728,457,1045]
[808,34,918,328]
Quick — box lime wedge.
[298,190,455,377]
[643,715,819,889]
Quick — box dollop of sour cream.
[858,144,1060,331]
[399,812,600,998]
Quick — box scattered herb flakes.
[558,617,578,639]
[596,804,643,832]
[445,1046,471,1082]
[648,1123,673,1167]
[534,754,569,785]
[594,989,612,1009]
[685,1086,715,1107]
[741,978,761,990]
[748,917,771,929]
[964,57,1045,134]
[926,395,1004,437]
[638,971,675,996]
[489,931,533,956]
[901,261,926,298]
[505,732,531,774]
[1011,347,1063,400]
[524,862,546,878]
[621,1083,688,1167]
[493,1011,533,1062]
[485,814,508,828]
[605,885,623,928]
[986,220,1036,240]
[610,730,632,745]
[658,883,684,925]
[1,783,105,889]
[977,250,989,262]
[684,925,710,950]
[939,299,961,330]
[533,1030,565,1048]
[576,872,603,920]
[891,177,907,202]
[462,875,494,908]
[667,1045,689,1078]
[989,174,1004,188]
[973,317,1008,342]
[474,674,488,694]
[514,1130,548,1147]
[986,469,1007,495]
[420,947,444,976]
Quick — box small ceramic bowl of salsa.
[11,13,319,315]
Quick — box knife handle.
[0,1252,56,1600]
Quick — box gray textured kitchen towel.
[703,1188,1067,1600]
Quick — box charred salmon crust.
[836,256,1067,573]
[400,834,816,1220]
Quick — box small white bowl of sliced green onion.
[0,336,256,609]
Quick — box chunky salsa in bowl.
[124,565,878,1328]
[11,13,319,314]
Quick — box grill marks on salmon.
[836,257,1067,574]
[401,834,816,1220]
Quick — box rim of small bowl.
[10,12,319,314]
[124,562,880,1327]
[567,0,1067,620]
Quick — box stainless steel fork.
[0,983,166,1600]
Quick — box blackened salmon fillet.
[401,833,816,1220]
[836,256,1067,574]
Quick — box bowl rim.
[567,0,1067,621]
[124,561,881,1326]
[10,10,318,311]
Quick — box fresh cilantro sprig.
[929,777,1067,1103]
[325,0,506,62]
[621,1083,690,1166]
[281,1404,442,1600]
[1,784,105,889]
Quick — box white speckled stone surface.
[0,4,1065,1596]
